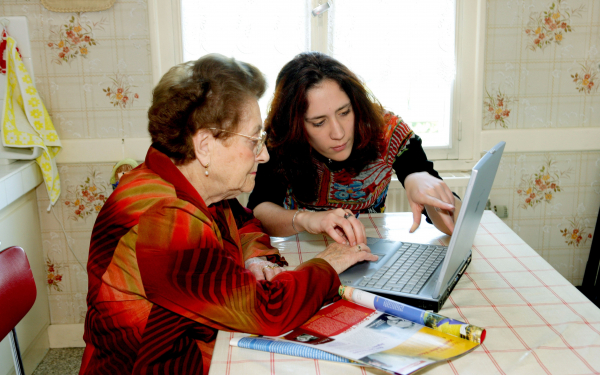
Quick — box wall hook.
[311,2,331,17]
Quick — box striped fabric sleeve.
[135,199,341,336]
[238,216,289,265]
[228,198,285,263]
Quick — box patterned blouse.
[248,112,442,214]
[80,146,340,375]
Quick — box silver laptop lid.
[432,141,505,298]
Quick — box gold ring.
[357,245,362,251]
[262,265,272,272]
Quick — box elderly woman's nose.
[257,145,270,163]
[329,119,344,140]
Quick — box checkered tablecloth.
[209,211,600,375]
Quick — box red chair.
[0,246,37,375]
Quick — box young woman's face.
[304,79,355,162]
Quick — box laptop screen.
[432,142,505,298]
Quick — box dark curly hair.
[148,54,266,165]
[265,52,384,202]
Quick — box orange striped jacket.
[80,146,340,374]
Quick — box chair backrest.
[0,246,37,341]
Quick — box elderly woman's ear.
[191,129,212,167]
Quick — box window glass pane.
[181,0,310,117]
[329,1,456,148]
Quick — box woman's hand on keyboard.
[296,208,366,246]
[314,242,378,274]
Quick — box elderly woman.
[79,54,377,375]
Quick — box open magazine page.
[340,286,486,344]
[270,300,479,375]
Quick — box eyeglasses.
[207,128,267,156]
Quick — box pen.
[355,212,360,219]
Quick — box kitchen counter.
[0,160,43,211]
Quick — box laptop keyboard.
[358,242,447,295]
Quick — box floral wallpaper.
[37,164,115,324]
[524,0,584,51]
[560,215,594,247]
[48,15,106,65]
[486,0,599,285]
[484,0,600,129]
[489,151,599,285]
[2,0,153,140]
[46,256,64,292]
[0,0,152,324]
[63,168,109,220]
[484,89,514,128]
[103,73,140,108]
[516,156,571,209]
[571,59,599,94]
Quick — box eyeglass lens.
[255,131,266,155]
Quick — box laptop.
[339,141,506,312]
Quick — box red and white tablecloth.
[209,211,600,375]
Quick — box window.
[149,0,485,164]
[326,1,456,149]
[181,0,309,119]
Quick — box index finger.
[435,184,456,211]
[336,218,358,246]
[423,194,455,211]
[347,216,367,245]
[326,226,350,245]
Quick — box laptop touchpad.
[341,252,387,275]
[369,253,387,265]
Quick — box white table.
[209,212,600,375]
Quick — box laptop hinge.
[435,254,472,302]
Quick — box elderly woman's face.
[211,99,269,196]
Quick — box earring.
[200,162,209,176]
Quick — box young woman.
[248,52,461,246]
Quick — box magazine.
[231,286,486,375]
[340,286,486,344]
